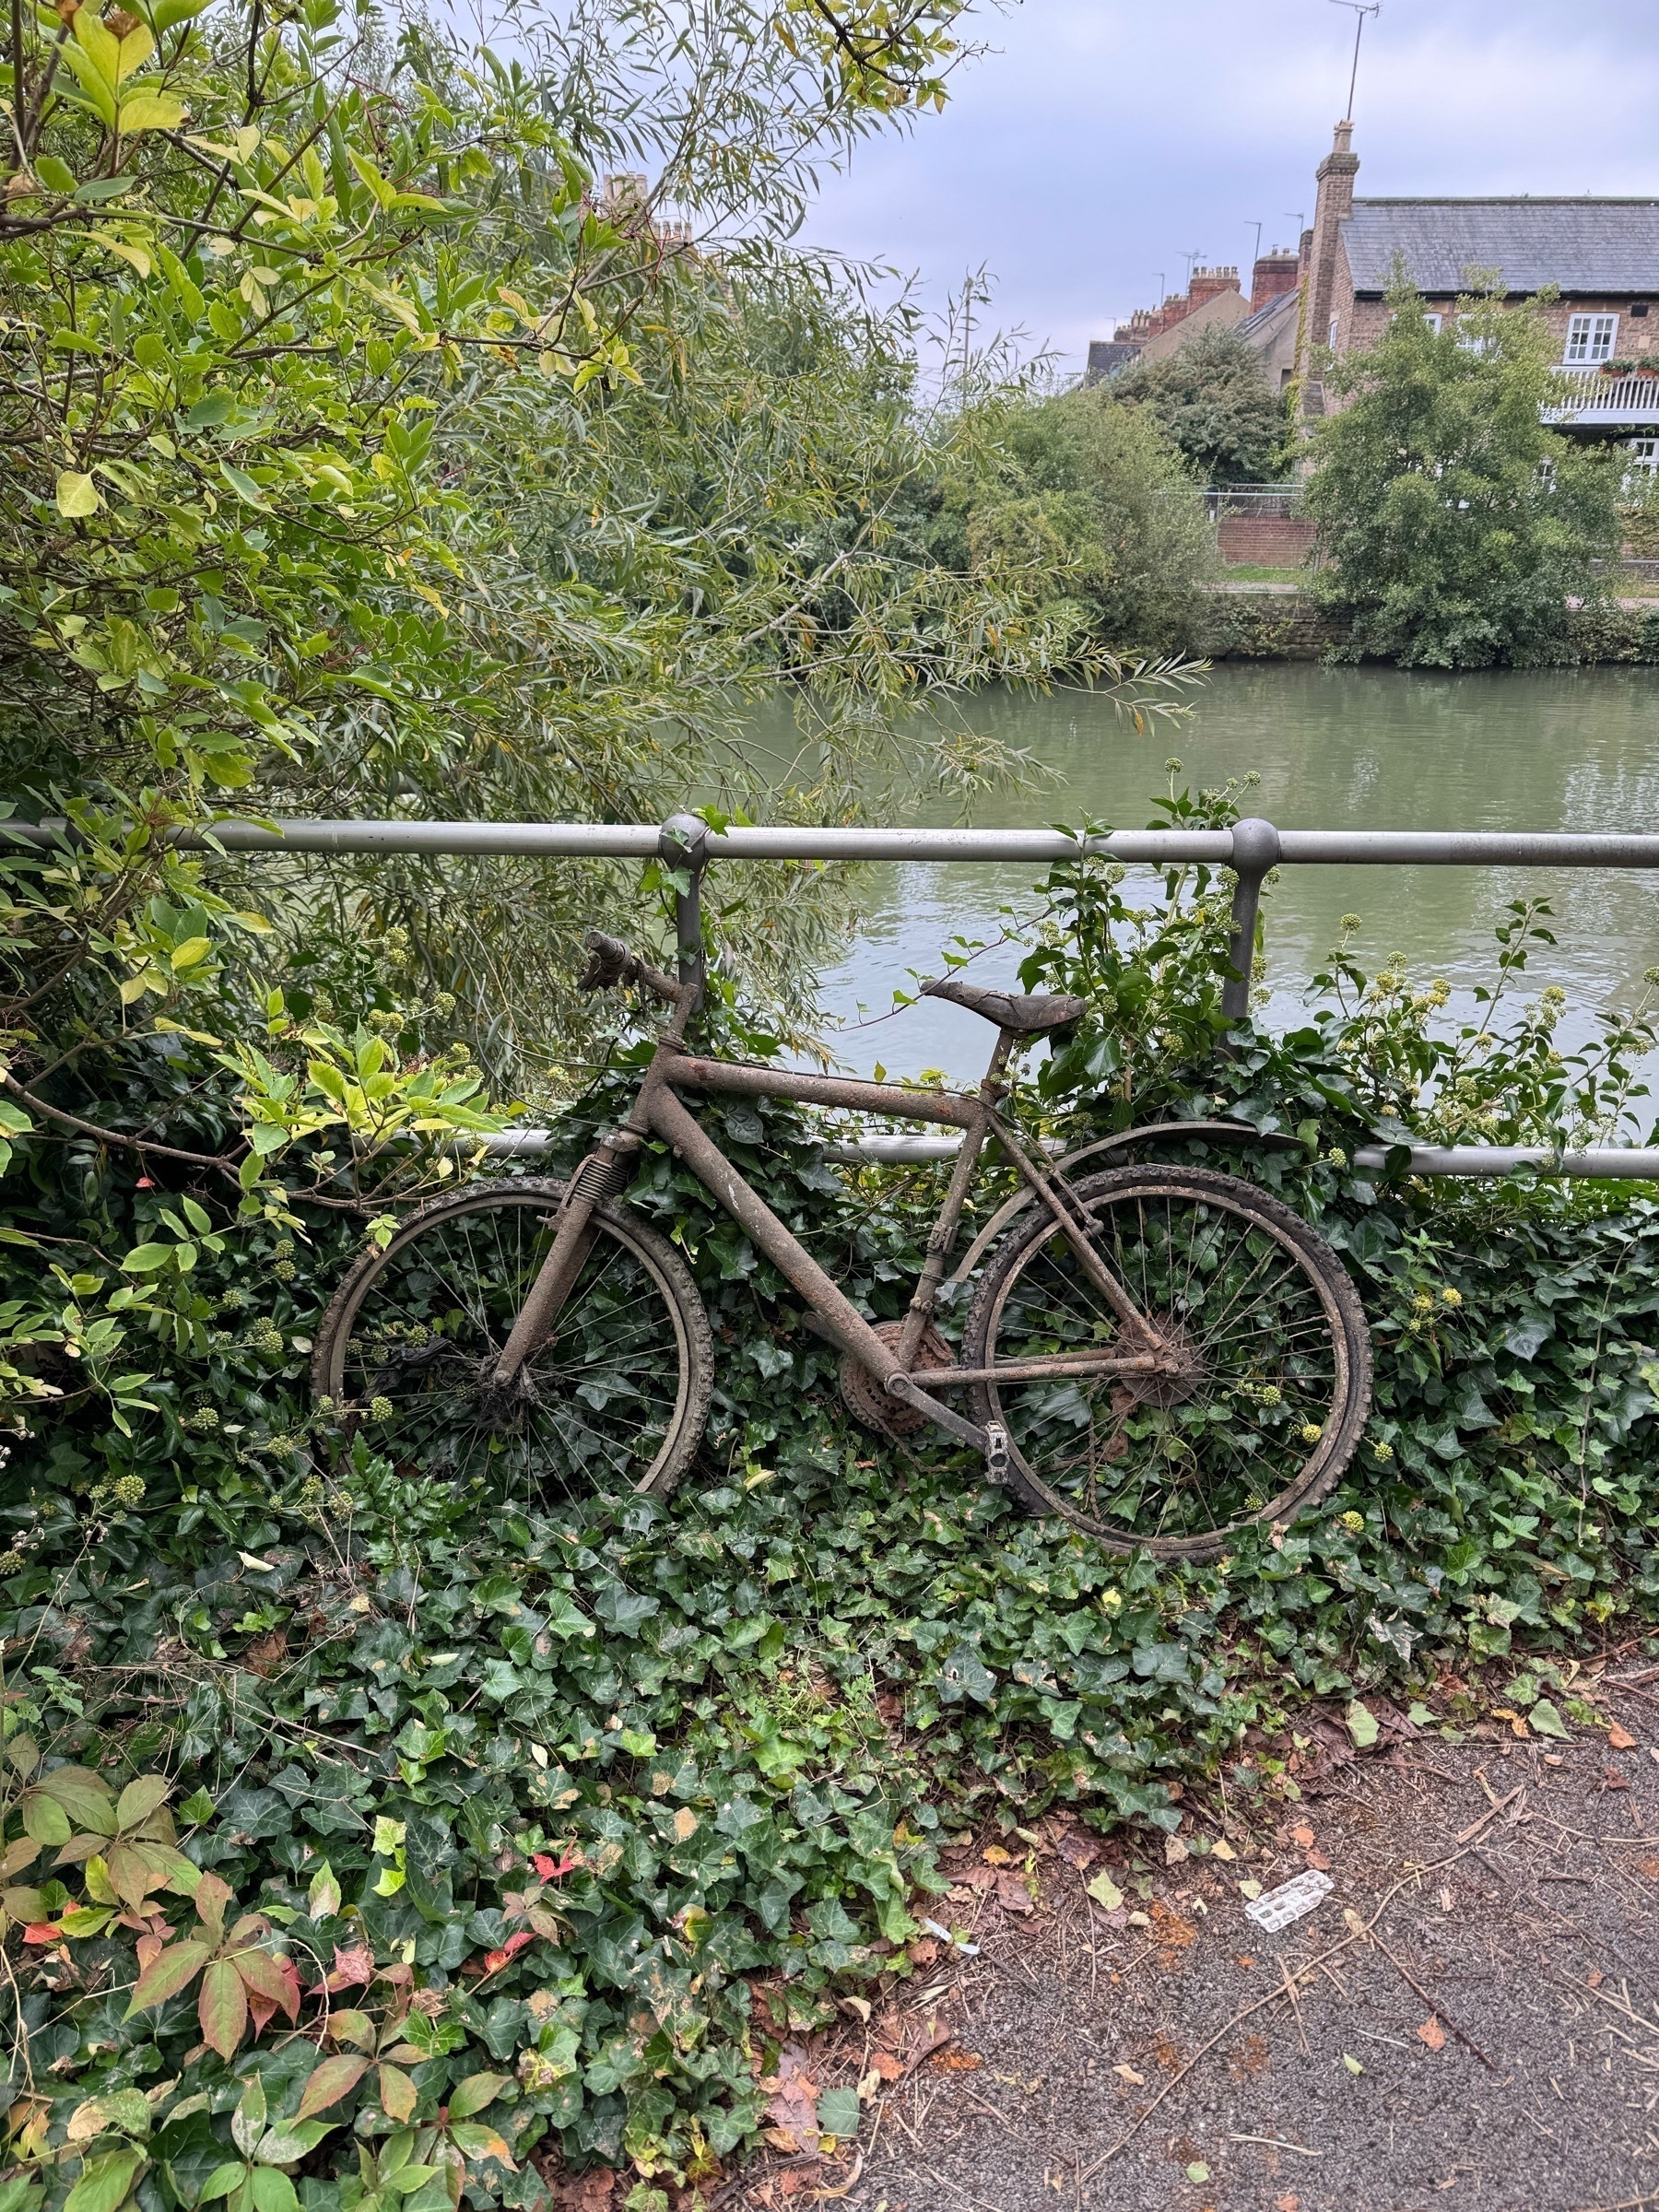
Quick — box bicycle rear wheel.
[964,1165,1371,1559]
[312,1179,712,1508]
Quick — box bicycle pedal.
[983,1421,1010,1486]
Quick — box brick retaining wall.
[1216,514,1317,567]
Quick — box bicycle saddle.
[921,976,1088,1034]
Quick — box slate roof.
[1237,290,1299,344]
[1342,199,1659,296]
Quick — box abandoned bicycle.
[312,933,1371,1559]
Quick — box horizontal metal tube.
[1277,830,1659,866]
[471,1130,1659,1177]
[14,817,1659,868]
[1350,1146,1659,1177]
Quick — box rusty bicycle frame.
[486,931,1185,1480]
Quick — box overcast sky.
[797,0,1659,381]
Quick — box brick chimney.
[1188,265,1241,310]
[1294,121,1359,401]
[1251,251,1300,311]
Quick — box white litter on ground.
[1244,1868,1334,1933]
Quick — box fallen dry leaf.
[982,1844,1012,1866]
[1211,1839,1237,1862]
[1607,1722,1637,1751]
[868,2052,903,2083]
[996,1872,1034,1914]
[1306,1848,1333,1872]
[1290,1823,1315,1849]
[1055,1830,1100,1871]
[1417,2017,1447,2052]
[907,1936,940,1967]
[1112,2064,1145,2086]
[932,2050,982,2072]
[1236,1955,1256,1970]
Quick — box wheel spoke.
[976,1175,1363,1549]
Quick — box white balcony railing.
[1543,366,1659,423]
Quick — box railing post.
[659,812,710,1004]
[1223,817,1281,1021]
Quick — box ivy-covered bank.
[6,837,1659,2199]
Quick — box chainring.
[840,1319,954,1439]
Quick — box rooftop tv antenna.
[1328,0,1380,121]
[1245,220,1264,265]
[1182,248,1206,281]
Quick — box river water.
[802,662,1659,1086]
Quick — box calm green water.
[808,663,1659,1083]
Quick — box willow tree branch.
[0,1068,241,1172]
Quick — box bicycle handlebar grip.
[579,931,632,992]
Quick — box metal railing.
[11,808,1659,1177]
[1544,366,1659,424]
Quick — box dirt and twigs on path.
[719,1660,1659,2212]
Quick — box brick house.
[1294,122,1659,457]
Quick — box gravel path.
[727,1671,1659,2212]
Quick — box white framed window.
[1626,437,1659,480]
[1326,315,1339,347]
[1422,312,1443,334]
[1565,312,1619,364]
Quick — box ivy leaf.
[1346,1700,1381,1748]
[1528,1698,1569,1739]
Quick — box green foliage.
[1305,275,1623,666]
[6,784,1659,2193]
[1113,325,1290,487]
[926,384,1216,653]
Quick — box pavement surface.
[724,1665,1659,2212]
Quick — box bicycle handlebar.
[580,930,687,1006]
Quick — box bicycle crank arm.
[911,1351,1164,1389]
[883,1371,989,1453]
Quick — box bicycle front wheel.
[312,1179,712,1509]
[964,1166,1371,1559]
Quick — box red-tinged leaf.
[38,1767,117,1835]
[198,1956,248,2060]
[310,1941,374,1995]
[115,1775,172,1830]
[194,1871,233,1940]
[327,2009,374,2051]
[105,1841,163,1909]
[378,2064,416,2123]
[0,1835,41,1878]
[248,1993,276,2035]
[23,1922,65,1946]
[231,1945,298,2018]
[125,1936,210,2015]
[135,1932,167,1974]
[531,1851,581,1880]
[481,1929,535,1974]
[297,2055,371,2121]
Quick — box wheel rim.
[320,1194,694,1508]
[980,1182,1351,1547]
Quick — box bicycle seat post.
[661,813,710,1015]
